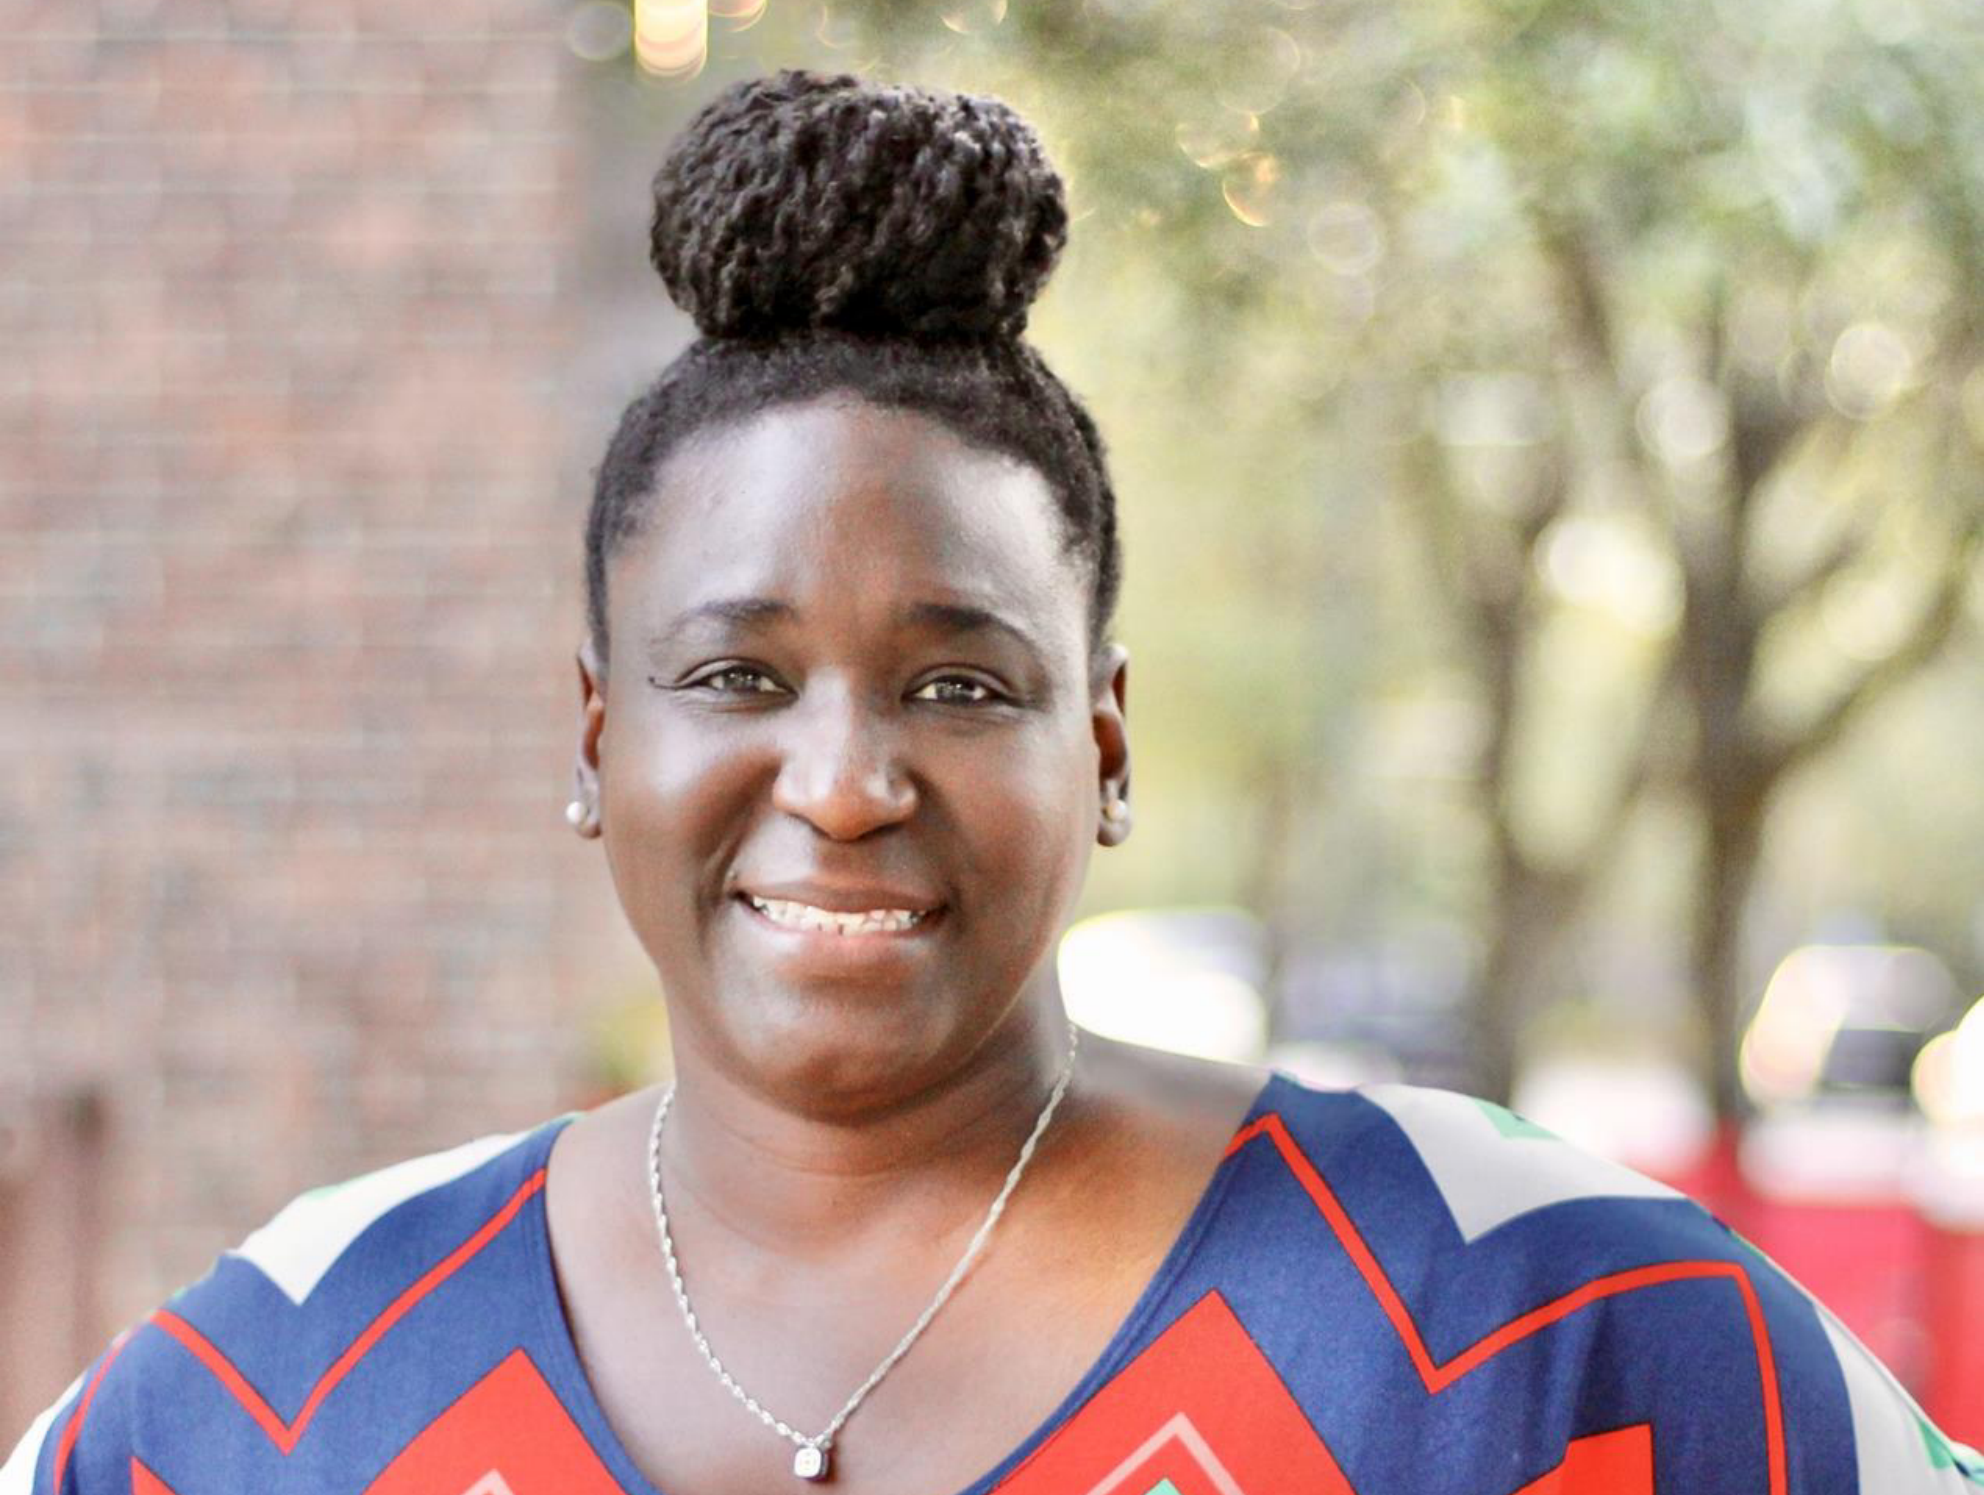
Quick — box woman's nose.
[769,682,916,839]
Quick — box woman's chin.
[661,898,1048,1111]
[712,989,969,1113]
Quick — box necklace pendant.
[793,1444,829,1481]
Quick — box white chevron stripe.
[1083,1412,1243,1495]
[1818,1302,1984,1491]
[1359,1084,1681,1243]
[0,1371,84,1495]
[228,1128,533,1305]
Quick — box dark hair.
[584,68,1122,679]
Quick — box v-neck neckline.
[520,1070,1285,1495]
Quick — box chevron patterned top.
[5,1073,1979,1495]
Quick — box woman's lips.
[732,893,947,969]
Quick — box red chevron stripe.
[991,1291,1355,1495]
[129,1455,183,1495]
[362,1349,623,1495]
[1225,1113,1788,1495]
[147,1167,547,1456]
[1511,1424,1654,1493]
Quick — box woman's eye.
[675,670,1001,705]
[914,676,999,706]
[693,667,781,695]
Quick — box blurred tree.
[847,0,1983,1119]
[587,0,1983,1119]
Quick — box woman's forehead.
[624,397,1081,620]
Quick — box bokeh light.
[1741,945,1956,1108]
[566,1,633,62]
[1059,910,1270,1064]
[1825,321,1920,420]
[1539,512,1684,637]
[1636,374,1731,469]
[633,0,707,77]
[1914,996,1984,1129]
[1175,109,1259,171]
[1212,27,1302,116]
[1305,201,1386,276]
[1220,152,1281,227]
[938,0,1007,35]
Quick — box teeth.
[748,896,929,935]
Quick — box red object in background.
[1654,1120,1982,1443]
[1661,1124,1747,1224]
[1740,1199,1931,1388]
[1924,1218,1984,1436]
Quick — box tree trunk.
[1244,754,1301,1045]
[1693,799,1767,1125]
[1470,853,1571,1104]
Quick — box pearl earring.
[1102,796,1127,823]
[565,799,587,828]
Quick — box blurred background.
[4,0,1981,1447]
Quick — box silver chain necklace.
[646,1023,1081,1483]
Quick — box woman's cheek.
[602,736,740,951]
[975,762,1086,911]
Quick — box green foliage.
[578,0,1983,1081]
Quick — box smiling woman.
[582,394,1103,1110]
[7,66,1978,1495]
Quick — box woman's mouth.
[744,894,933,935]
[734,892,947,950]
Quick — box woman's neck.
[652,1002,1081,1265]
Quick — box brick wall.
[0,0,660,1429]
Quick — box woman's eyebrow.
[896,600,1046,663]
[658,597,796,642]
[652,597,1046,664]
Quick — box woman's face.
[575,395,1130,1109]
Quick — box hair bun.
[648,68,1069,341]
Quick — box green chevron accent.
[1365,1085,1680,1243]
[1141,1482,1183,1495]
[1917,1413,1984,1483]
[1473,1098,1558,1140]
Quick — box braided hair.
[584,68,1122,680]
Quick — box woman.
[6,68,1975,1495]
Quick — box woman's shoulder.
[1235,1071,1833,1297]
[1228,1074,1823,1335]
[1246,1073,1694,1239]
[1,1113,576,1494]
[1228,1072,1984,1491]
[216,1114,572,1310]
[1095,1047,1707,1255]
[1236,1073,1824,1317]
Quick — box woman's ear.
[569,639,606,839]
[1093,642,1131,847]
